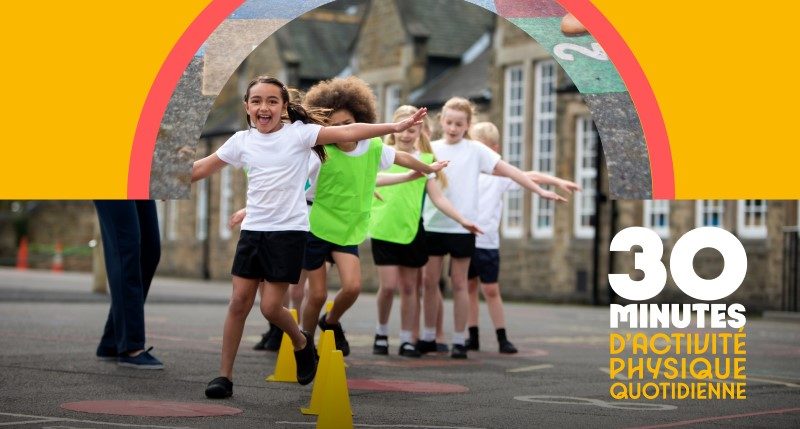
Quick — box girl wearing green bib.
[300,78,448,356]
[370,105,482,357]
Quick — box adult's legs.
[94,200,157,356]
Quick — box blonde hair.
[440,97,475,139]
[386,105,447,188]
[471,122,500,147]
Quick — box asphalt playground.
[0,267,799,428]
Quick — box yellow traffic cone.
[321,300,347,368]
[301,330,334,415]
[316,350,353,429]
[266,309,298,383]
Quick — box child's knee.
[483,284,501,299]
[342,280,361,296]
[307,287,327,305]
[228,295,253,316]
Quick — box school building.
[2,0,798,311]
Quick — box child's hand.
[557,179,581,194]
[540,190,568,203]
[461,220,484,235]
[427,160,449,173]
[228,208,246,229]
[408,170,424,180]
[394,107,428,132]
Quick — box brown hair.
[303,76,377,124]
[244,75,327,162]
[440,97,475,139]
[386,105,447,188]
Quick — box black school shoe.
[415,339,437,354]
[205,376,233,399]
[318,314,350,357]
[451,344,468,359]
[253,323,277,350]
[264,326,283,351]
[294,330,318,386]
[398,342,421,358]
[465,336,480,351]
[499,339,518,354]
[373,335,389,355]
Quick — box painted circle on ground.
[61,400,242,417]
[348,378,469,394]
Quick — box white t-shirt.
[475,175,519,249]
[305,139,396,202]
[216,121,321,231]
[423,138,501,233]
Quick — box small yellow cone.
[316,350,353,429]
[266,308,298,383]
[301,330,334,415]
[325,300,334,313]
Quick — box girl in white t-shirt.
[191,75,428,399]
[370,105,481,358]
[420,97,567,359]
[297,78,448,358]
[466,122,580,354]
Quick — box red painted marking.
[61,400,242,417]
[626,407,800,429]
[495,0,566,17]
[348,378,468,394]
[556,0,674,198]
[128,0,245,198]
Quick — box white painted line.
[276,422,488,429]
[506,364,553,373]
[600,367,629,380]
[0,420,61,426]
[0,413,193,429]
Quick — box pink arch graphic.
[128,0,244,199]
[130,0,674,199]
[556,0,674,198]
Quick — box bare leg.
[259,281,307,350]
[449,257,471,335]
[467,277,480,327]
[376,265,400,325]
[219,276,259,379]
[326,252,361,324]
[302,266,327,335]
[422,256,444,332]
[480,282,506,329]
[398,266,420,332]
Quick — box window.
[574,116,597,238]
[737,200,767,239]
[643,200,670,239]
[532,60,557,238]
[219,166,233,239]
[695,200,724,228]
[502,65,525,238]
[167,200,179,241]
[196,179,208,240]
[383,84,402,122]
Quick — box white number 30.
[609,227,747,301]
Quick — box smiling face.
[244,82,287,134]
[392,118,421,152]
[440,108,470,144]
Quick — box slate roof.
[276,18,361,81]
[411,46,491,107]
[395,0,495,58]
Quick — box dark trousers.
[94,200,161,354]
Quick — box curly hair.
[303,76,377,124]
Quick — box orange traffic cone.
[15,237,29,270]
[51,241,64,273]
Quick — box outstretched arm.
[525,171,581,195]
[192,154,228,183]
[315,108,428,146]
[376,170,424,187]
[394,151,449,175]
[493,160,567,202]
[426,180,483,235]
